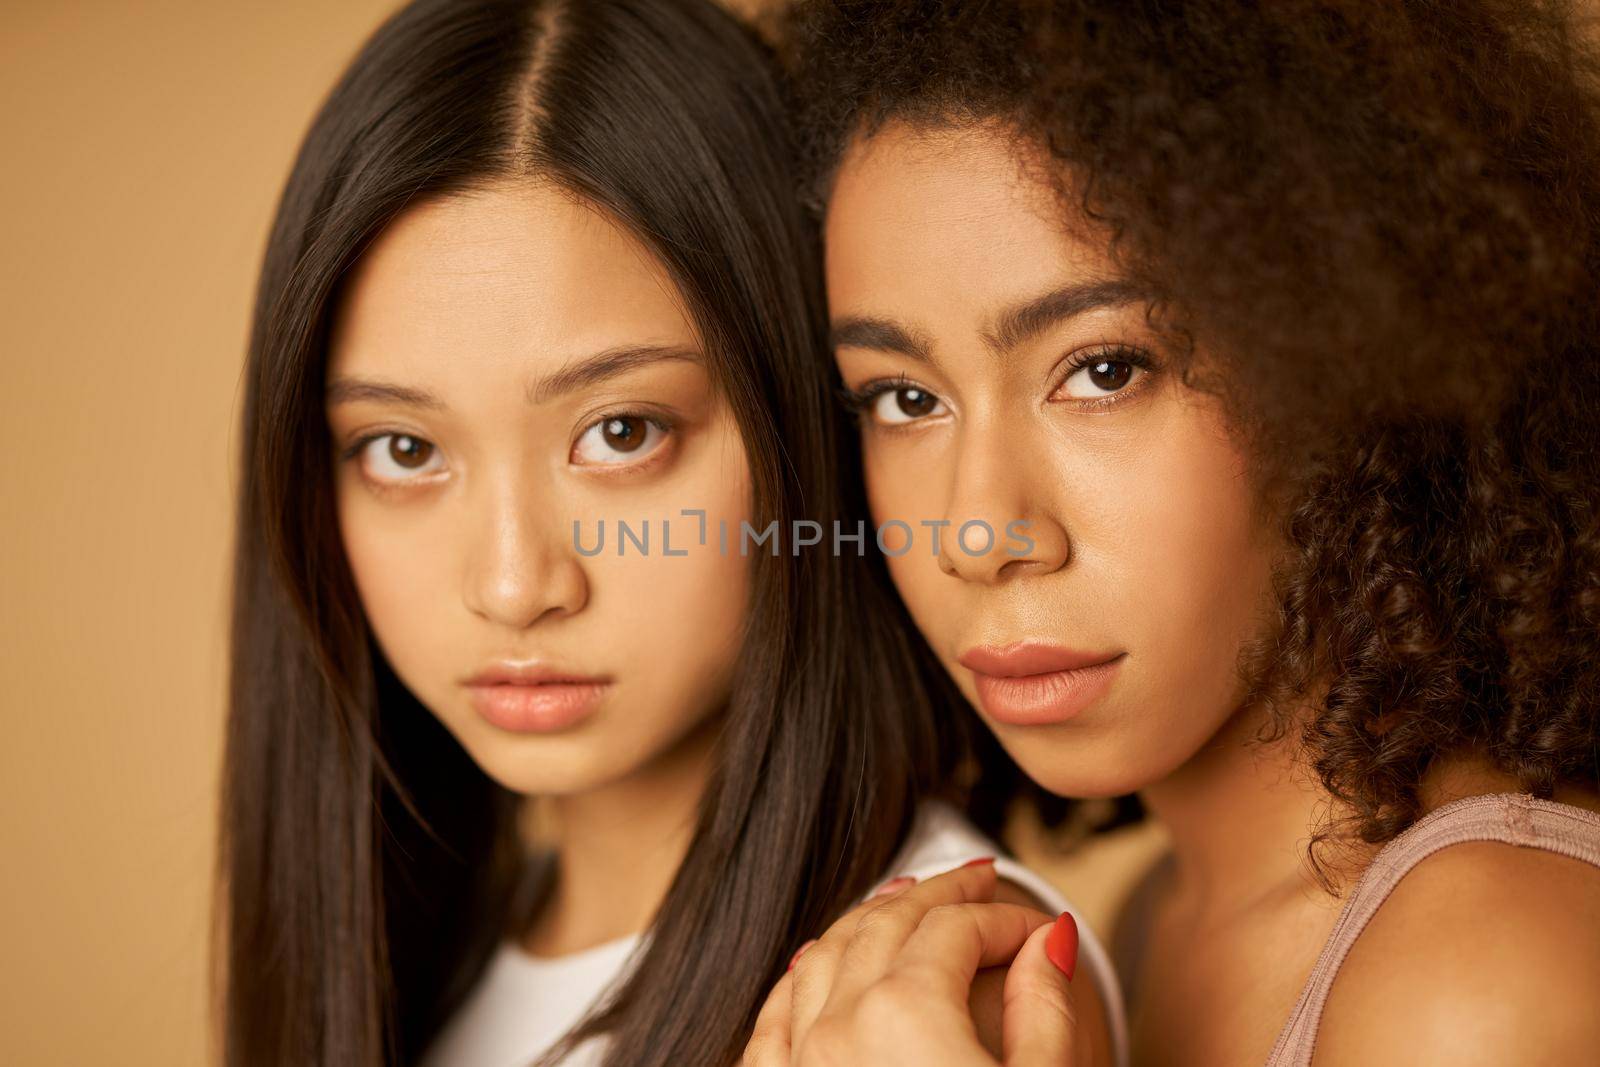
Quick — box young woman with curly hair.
[743,1,1600,1064]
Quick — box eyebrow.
[829,280,1148,365]
[527,343,701,404]
[325,344,702,410]
[984,280,1147,354]
[324,377,446,410]
[829,318,934,363]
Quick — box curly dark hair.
[781,0,1600,857]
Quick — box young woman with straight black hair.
[218,1,1122,1065]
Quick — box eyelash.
[837,343,1158,421]
[571,410,678,474]
[336,410,678,482]
[1051,342,1158,409]
[837,373,916,417]
[334,430,439,500]
[339,433,387,463]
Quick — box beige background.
[0,3,1160,1064]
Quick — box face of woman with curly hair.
[827,120,1283,797]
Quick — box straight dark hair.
[217,1,966,1064]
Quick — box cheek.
[862,438,962,643]
[336,489,455,688]
[1110,411,1275,693]
[602,520,748,687]
[596,441,754,723]
[862,441,908,522]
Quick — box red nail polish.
[872,875,916,897]
[1045,912,1078,981]
[787,940,815,972]
[962,856,996,868]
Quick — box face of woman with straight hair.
[827,122,1282,799]
[327,180,752,797]
[228,1,982,1065]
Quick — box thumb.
[1001,911,1079,1067]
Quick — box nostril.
[995,556,1030,580]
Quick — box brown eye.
[601,416,647,453]
[1086,360,1133,392]
[388,434,434,468]
[572,414,670,466]
[356,432,446,485]
[1054,350,1149,402]
[868,383,948,426]
[896,388,939,418]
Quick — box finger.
[741,968,794,1067]
[1002,914,1079,1067]
[829,860,993,953]
[883,902,1054,1008]
[817,872,928,953]
[787,929,848,1052]
[792,861,994,1046]
[785,885,912,1051]
[819,861,1002,1016]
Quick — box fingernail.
[787,940,816,972]
[961,856,996,868]
[871,875,916,898]
[1045,912,1078,982]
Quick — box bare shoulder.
[1315,840,1600,1066]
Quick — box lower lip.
[466,683,609,734]
[971,656,1123,726]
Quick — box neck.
[1140,702,1600,911]
[1418,749,1600,815]
[1138,702,1333,908]
[521,714,719,957]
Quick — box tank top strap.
[1266,792,1600,1066]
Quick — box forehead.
[329,181,697,376]
[823,121,1113,322]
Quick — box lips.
[462,662,612,734]
[957,642,1124,726]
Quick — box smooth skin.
[745,119,1600,1065]
[327,179,753,957]
[745,864,1079,1067]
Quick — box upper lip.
[957,642,1123,678]
[461,662,612,687]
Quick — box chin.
[997,729,1189,801]
[456,733,628,798]
[476,759,623,798]
[1022,762,1147,801]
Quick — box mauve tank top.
[1265,791,1600,1066]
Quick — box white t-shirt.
[420,799,1129,1067]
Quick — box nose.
[462,471,588,629]
[934,417,1070,585]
